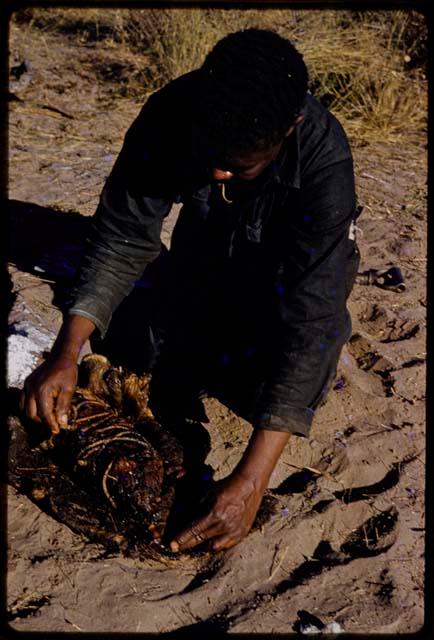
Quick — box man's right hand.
[19,356,78,435]
[18,312,96,434]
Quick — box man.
[20,29,360,553]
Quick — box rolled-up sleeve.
[253,156,357,436]
[67,97,174,337]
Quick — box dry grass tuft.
[289,10,427,144]
[11,7,427,146]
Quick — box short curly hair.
[195,28,309,156]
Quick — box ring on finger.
[191,527,204,542]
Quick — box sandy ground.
[6,19,426,634]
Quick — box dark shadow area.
[333,464,401,503]
[3,265,16,319]
[7,198,89,310]
[7,199,89,275]
[161,614,231,634]
[7,595,51,623]
[275,507,399,598]
[158,420,215,546]
[310,498,334,513]
[6,198,171,372]
[293,609,325,633]
[340,506,398,557]
[272,468,318,495]
[179,557,224,595]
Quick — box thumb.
[56,387,74,428]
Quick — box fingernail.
[59,414,68,425]
[170,541,179,552]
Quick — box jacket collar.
[270,123,301,190]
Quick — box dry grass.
[288,10,427,144]
[11,7,427,146]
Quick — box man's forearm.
[50,314,96,362]
[233,428,291,491]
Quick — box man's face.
[211,139,285,183]
[208,116,303,183]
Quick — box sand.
[6,18,426,634]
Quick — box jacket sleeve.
[66,96,175,337]
[252,157,358,436]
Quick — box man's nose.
[212,168,234,181]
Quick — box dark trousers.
[90,241,360,425]
[89,249,269,422]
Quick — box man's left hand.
[169,472,265,552]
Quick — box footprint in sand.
[358,302,420,343]
[341,335,391,397]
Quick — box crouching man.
[21,29,360,552]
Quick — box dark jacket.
[68,70,360,437]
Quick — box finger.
[25,395,42,423]
[55,386,75,428]
[148,523,162,543]
[211,534,240,552]
[36,388,60,434]
[170,518,221,552]
[20,381,40,422]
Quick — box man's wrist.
[231,466,268,494]
[233,428,291,490]
[50,314,96,362]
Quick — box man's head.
[195,28,309,180]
